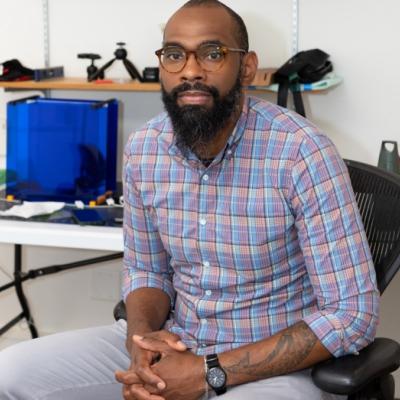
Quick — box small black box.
[142,67,159,82]
[34,66,64,81]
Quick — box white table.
[0,219,123,338]
[0,219,123,251]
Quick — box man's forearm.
[220,321,331,387]
[125,287,171,352]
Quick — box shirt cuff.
[122,270,176,306]
[303,312,355,357]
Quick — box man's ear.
[240,51,259,86]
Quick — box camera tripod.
[77,53,104,81]
[88,42,143,82]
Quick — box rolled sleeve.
[303,291,379,356]
[289,132,380,357]
[122,137,176,305]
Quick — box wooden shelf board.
[0,78,161,92]
[0,73,338,94]
[0,78,277,94]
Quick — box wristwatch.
[205,353,227,395]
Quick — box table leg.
[14,244,39,338]
[0,247,122,339]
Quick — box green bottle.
[378,141,400,174]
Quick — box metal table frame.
[0,220,123,338]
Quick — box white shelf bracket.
[292,0,299,55]
[42,0,50,68]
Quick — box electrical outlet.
[90,269,121,301]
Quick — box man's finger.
[115,370,141,385]
[132,331,187,352]
[159,333,187,351]
[133,335,171,353]
[130,346,167,390]
[125,383,166,400]
[151,331,187,351]
[116,368,165,390]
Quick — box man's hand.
[116,334,205,400]
[116,330,188,400]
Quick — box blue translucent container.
[6,97,118,203]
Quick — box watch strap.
[206,353,220,368]
[205,353,227,395]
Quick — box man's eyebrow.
[162,39,225,49]
[162,41,184,48]
[198,40,224,46]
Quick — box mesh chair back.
[345,159,400,293]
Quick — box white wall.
[0,0,399,395]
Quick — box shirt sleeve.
[122,135,175,304]
[288,132,380,357]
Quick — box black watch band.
[205,353,227,395]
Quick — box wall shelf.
[0,69,278,93]
[0,71,341,94]
[0,78,161,92]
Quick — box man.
[0,1,379,399]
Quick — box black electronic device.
[78,53,103,81]
[88,42,144,82]
[34,66,64,81]
[142,67,159,82]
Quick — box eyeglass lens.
[160,44,226,73]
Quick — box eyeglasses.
[155,44,247,73]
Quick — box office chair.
[311,159,400,400]
[114,159,400,399]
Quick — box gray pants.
[0,320,344,400]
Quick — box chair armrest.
[311,338,400,395]
[113,300,127,321]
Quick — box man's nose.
[180,53,205,81]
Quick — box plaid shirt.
[123,96,379,357]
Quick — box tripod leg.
[89,58,116,81]
[14,244,39,338]
[123,58,143,82]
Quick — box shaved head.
[179,0,249,51]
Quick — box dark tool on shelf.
[77,53,103,81]
[88,42,143,82]
[0,59,34,81]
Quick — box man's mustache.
[170,82,219,99]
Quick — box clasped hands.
[115,330,205,400]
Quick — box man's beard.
[161,76,242,157]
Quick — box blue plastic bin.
[6,97,118,203]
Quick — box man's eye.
[203,49,223,61]
[164,51,185,61]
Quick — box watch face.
[207,367,226,388]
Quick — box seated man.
[0,1,379,399]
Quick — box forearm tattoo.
[225,321,318,378]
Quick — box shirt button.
[227,149,232,155]
[201,318,208,324]
[203,174,209,181]
[200,218,207,226]
[205,290,212,296]
[203,261,210,267]
[201,344,207,348]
